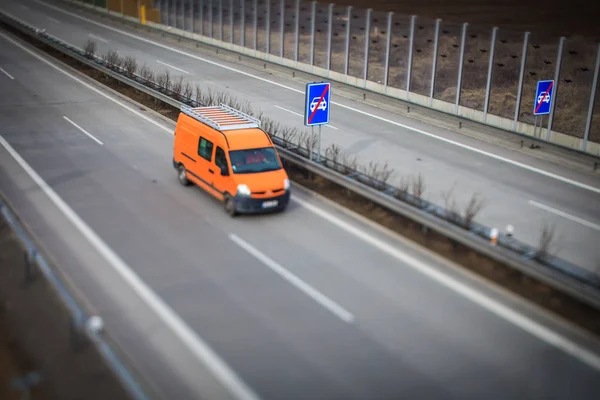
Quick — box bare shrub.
[104,49,120,68]
[463,193,486,229]
[411,173,426,200]
[395,176,410,201]
[172,76,184,97]
[340,152,358,175]
[279,126,298,145]
[156,70,172,92]
[182,82,193,101]
[360,161,393,190]
[194,84,204,106]
[535,223,556,262]
[83,39,96,58]
[122,56,137,75]
[139,64,154,84]
[441,184,460,222]
[325,144,342,170]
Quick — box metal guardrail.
[0,197,151,399]
[1,10,599,311]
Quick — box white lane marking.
[19,5,30,10]
[0,136,261,400]
[0,31,172,135]
[89,33,109,43]
[229,234,354,323]
[63,116,104,145]
[293,196,600,372]
[275,105,339,130]
[156,60,190,74]
[529,200,600,232]
[34,0,600,194]
[0,67,14,80]
[46,16,60,24]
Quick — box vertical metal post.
[455,22,468,114]
[327,3,334,71]
[546,36,565,140]
[310,1,316,65]
[219,0,223,41]
[266,0,270,54]
[406,15,416,99]
[310,126,314,160]
[280,0,285,57]
[230,0,234,43]
[363,8,372,86]
[483,27,498,121]
[253,0,257,50]
[241,0,245,46]
[429,18,441,105]
[200,0,204,35]
[383,11,393,91]
[317,125,322,162]
[513,31,529,130]
[344,6,351,75]
[583,43,600,152]
[191,0,195,33]
[295,0,300,62]
[182,0,185,31]
[209,0,213,38]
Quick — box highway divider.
[1,11,600,336]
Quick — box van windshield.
[228,147,282,174]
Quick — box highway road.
[1,0,599,273]
[2,16,600,400]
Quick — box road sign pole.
[363,8,372,87]
[344,6,352,76]
[240,0,244,46]
[280,0,285,57]
[317,125,322,162]
[327,3,334,73]
[266,0,270,54]
[310,126,314,161]
[546,36,565,140]
[310,1,316,65]
[406,15,416,100]
[513,31,529,131]
[456,22,468,114]
[483,26,498,121]
[383,11,393,92]
[583,43,600,152]
[295,0,300,62]
[429,18,441,106]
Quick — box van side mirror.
[220,166,229,176]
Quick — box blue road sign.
[304,82,331,126]
[533,80,554,116]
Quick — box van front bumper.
[234,191,291,214]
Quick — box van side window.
[215,147,228,170]
[198,137,213,161]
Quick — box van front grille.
[252,188,284,195]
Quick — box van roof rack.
[180,104,261,131]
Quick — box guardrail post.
[294,0,300,62]
[383,11,393,92]
[344,5,351,76]
[513,31,529,131]
[363,8,372,87]
[429,18,441,106]
[278,0,284,57]
[253,0,257,50]
[455,22,468,114]
[483,27,498,121]
[327,3,334,72]
[310,1,316,65]
[229,0,234,43]
[219,0,223,40]
[583,43,600,152]
[546,36,565,141]
[209,0,213,37]
[266,0,270,54]
[406,15,416,100]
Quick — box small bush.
[139,64,154,84]
[103,49,120,68]
[395,176,410,201]
[122,56,137,75]
[411,173,426,200]
[156,70,172,92]
[183,82,193,101]
[463,193,486,229]
[535,223,556,262]
[172,76,184,97]
[360,161,393,190]
[83,39,96,59]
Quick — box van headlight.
[283,179,290,190]
[236,184,251,196]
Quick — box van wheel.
[177,164,190,186]
[224,195,237,217]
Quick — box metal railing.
[2,9,599,311]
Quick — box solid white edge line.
[156,60,190,74]
[46,16,60,24]
[33,0,600,195]
[89,33,109,43]
[0,29,261,400]
[275,105,339,130]
[293,196,600,372]
[229,234,354,323]
[63,116,104,145]
[7,3,600,372]
[0,66,15,80]
[529,200,600,232]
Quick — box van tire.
[177,164,190,186]
[224,195,237,217]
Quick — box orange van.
[172,104,290,216]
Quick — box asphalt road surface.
[2,15,600,400]
[1,0,599,274]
